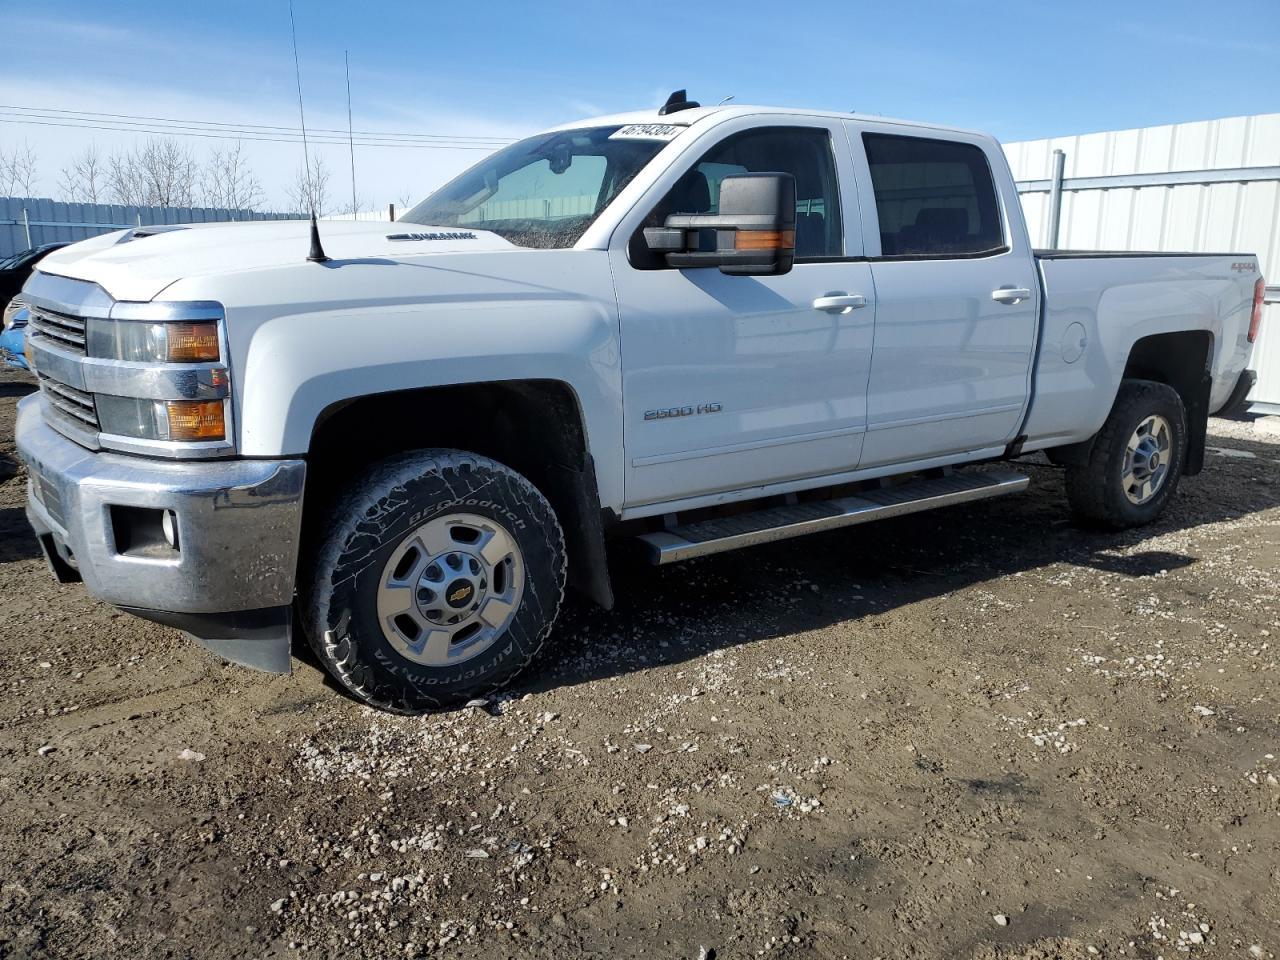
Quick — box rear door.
[845,123,1038,468]
[609,117,876,511]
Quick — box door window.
[862,134,1004,257]
[634,126,842,265]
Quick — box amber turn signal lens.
[165,322,220,362]
[735,229,796,251]
[165,400,225,441]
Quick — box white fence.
[0,197,302,259]
[1005,113,1280,411]
[319,209,395,223]
[459,195,595,224]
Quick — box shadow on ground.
[0,379,37,400]
[4,418,1275,708]
[286,433,1279,708]
[525,444,1278,697]
[0,507,41,563]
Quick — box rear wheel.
[305,449,566,713]
[1065,379,1187,529]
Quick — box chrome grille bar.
[28,307,88,355]
[38,375,99,427]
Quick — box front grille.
[27,303,101,448]
[38,373,101,434]
[28,306,87,356]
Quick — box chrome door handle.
[991,287,1032,305]
[812,293,868,314]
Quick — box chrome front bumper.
[16,393,306,672]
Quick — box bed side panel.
[1023,254,1253,448]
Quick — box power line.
[0,115,504,150]
[0,103,516,145]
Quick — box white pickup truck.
[16,94,1264,712]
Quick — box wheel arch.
[1046,330,1213,472]
[304,379,614,609]
[1120,330,1213,475]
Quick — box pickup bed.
[15,94,1264,711]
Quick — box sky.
[1,0,1276,211]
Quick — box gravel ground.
[1,367,1277,959]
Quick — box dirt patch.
[1,367,1277,959]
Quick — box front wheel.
[1065,379,1188,529]
[304,449,566,713]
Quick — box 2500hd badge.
[644,402,723,421]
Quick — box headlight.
[97,396,227,442]
[86,318,221,362]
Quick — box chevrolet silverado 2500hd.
[16,95,1264,711]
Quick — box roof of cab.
[545,104,992,141]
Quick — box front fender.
[166,251,626,510]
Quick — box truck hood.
[34,219,518,302]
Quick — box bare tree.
[287,154,332,216]
[335,193,366,217]
[203,141,265,213]
[58,145,105,204]
[0,142,39,197]
[395,189,414,209]
[106,138,200,207]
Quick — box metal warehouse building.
[1004,113,1280,413]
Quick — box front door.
[609,120,876,511]
[848,125,1039,468]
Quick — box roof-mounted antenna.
[658,89,701,116]
[289,0,329,262]
[308,212,328,262]
[345,49,357,220]
[718,94,735,105]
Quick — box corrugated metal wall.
[0,197,301,259]
[1004,114,1280,409]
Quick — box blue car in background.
[1,242,71,371]
[1,301,30,369]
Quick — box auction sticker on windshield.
[609,124,685,141]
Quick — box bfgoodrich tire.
[1065,379,1188,530]
[304,449,566,713]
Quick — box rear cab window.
[860,133,1005,258]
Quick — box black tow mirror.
[643,172,796,276]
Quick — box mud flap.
[547,456,615,610]
[1183,372,1212,476]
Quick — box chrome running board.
[636,469,1029,565]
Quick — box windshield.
[401,125,673,249]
